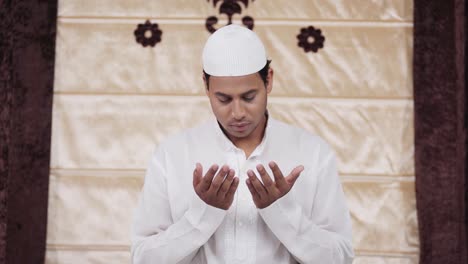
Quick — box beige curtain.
[47,1,418,263]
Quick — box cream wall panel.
[353,256,417,264]
[58,1,413,21]
[50,95,213,170]
[46,174,416,254]
[46,250,130,264]
[46,174,140,245]
[259,25,413,99]
[54,22,412,98]
[51,95,414,176]
[344,181,418,254]
[269,99,414,176]
[54,23,207,96]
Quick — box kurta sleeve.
[131,146,227,264]
[258,144,354,264]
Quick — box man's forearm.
[132,195,227,264]
[258,192,354,264]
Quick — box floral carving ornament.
[297,26,325,53]
[134,20,162,47]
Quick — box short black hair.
[204,60,272,90]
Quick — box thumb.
[286,165,304,186]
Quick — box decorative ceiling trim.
[206,0,255,33]
[131,4,326,54]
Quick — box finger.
[225,177,239,200]
[200,164,218,192]
[218,169,235,196]
[268,161,288,189]
[247,170,267,198]
[256,164,275,193]
[193,163,202,188]
[208,165,229,193]
[246,178,260,200]
[285,165,304,186]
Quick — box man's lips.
[230,122,250,132]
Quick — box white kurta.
[131,117,354,264]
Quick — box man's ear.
[266,68,274,94]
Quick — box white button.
[238,222,243,227]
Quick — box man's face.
[205,69,273,142]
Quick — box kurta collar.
[212,111,272,158]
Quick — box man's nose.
[231,100,246,120]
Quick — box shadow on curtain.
[414,0,467,263]
[0,1,57,263]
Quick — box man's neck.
[228,114,268,158]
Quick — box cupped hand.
[246,161,304,209]
[193,163,239,210]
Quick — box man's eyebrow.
[241,89,257,96]
[214,92,231,97]
[214,89,257,98]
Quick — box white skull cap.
[202,24,267,76]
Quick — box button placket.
[235,188,249,260]
[232,150,248,261]
[224,151,239,263]
[235,157,261,262]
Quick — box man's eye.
[218,98,231,103]
[243,96,255,102]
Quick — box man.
[132,24,354,264]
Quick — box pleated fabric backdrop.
[46,1,418,263]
